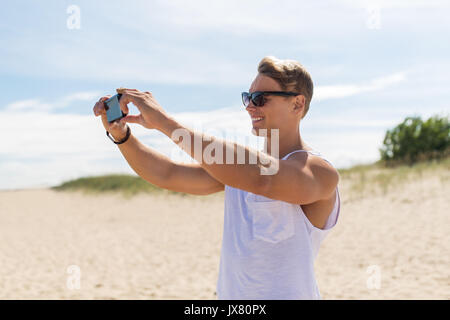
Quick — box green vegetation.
[54,114,449,199]
[52,174,176,198]
[379,114,449,166]
[52,156,449,200]
[338,156,450,199]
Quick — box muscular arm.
[110,88,337,203]
[157,117,338,204]
[116,133,224,195]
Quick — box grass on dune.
[51,174,174,198]
[338,156,450,199]
[52,157,450,199]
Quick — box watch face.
[105,94,125,123]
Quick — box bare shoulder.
[287,151,340,193]
[287,151,339,228]
[257,150,339,205]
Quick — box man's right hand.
[93,95,128,141]
[92,96,224,195]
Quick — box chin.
[251,126,267,136]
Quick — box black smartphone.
[105,94,127,123]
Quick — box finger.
[99,95,112,102]
[93,96,111,116]
[118,94,131,114]
[120,114,142,125]
[93,101,100,116]
[94,104,107,116]
[116,88,139,95]
[94,102,106,116]
[118,91,144,114]
[100,110,110,128]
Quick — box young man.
[93,56,340,299]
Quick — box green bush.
[379,114,449,165]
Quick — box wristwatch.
[106,125,131,144]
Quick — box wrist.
[107,125,131,144]
[110,129,128,141]
[158,115,181,137]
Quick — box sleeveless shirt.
[216,150,341,299]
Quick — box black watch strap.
[106,125,131,144]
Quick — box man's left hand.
[116,88,169,130]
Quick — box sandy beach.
[0,166,449,299]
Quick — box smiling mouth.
[251,116,264,123]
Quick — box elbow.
[322,168,340,200]
[139,163,174,191]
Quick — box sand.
[0,169,449,299]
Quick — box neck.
[264,124,308,159]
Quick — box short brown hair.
[257,56,313,119]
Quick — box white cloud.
[1,0,449,88]
[60,92,101,106]
[5,99,53,112]
[139,0,449,36]
[0,2,390,86]
[146,0,309,35]
[4,91,100,112]
[343,0,450,9]
[315,72,406,101]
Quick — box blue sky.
[1,0,449,189]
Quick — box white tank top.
[216,150,341,299]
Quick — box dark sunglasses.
[241,91,300,107]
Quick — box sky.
[0,0,449,190]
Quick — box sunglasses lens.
[242,92,266,107]
[242,92,250,107]
[253,93,265,106]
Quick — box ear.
[292,95,305,116]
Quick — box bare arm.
[93,96,224,195]
[117,134,224,195]
[114,89,338,204]
[158,116,338,204]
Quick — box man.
[93,56,340,299]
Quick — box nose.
[245,106,257,114]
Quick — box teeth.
[251,117,264,121]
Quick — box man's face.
[246,74,301,136]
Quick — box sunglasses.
[241,91,300,107]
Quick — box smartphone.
[105,94,127,123]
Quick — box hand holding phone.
[93,95,129,142]
[105,94,127,123]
